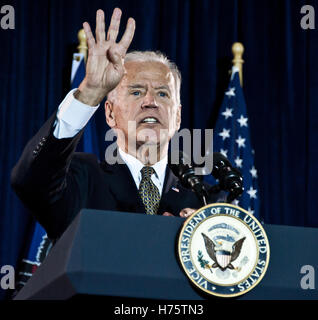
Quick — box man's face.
[105,60,181,151]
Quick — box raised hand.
[76,8,135,106]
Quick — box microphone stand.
[179,168,209,206]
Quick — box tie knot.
[140,166,155,180]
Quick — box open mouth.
[140,117,160,124]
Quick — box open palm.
[79,8,135,104]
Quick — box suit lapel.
[161,166,178,196]
[158,167,184,216]
[100,159,145,214]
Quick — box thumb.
[163,212,174,217]
[179,208,196,218]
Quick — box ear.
[176,105,182,131]
[105,100,116,128]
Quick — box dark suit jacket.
[11,111,225,240]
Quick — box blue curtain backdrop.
[1,0,318,299]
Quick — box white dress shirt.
[118,148,167,195]
[53,89,99,139]
[53,89,167,195]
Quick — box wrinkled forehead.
[121,61,175,88]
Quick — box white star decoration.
[237,115,248,127]
[247,187,257,199]
[232,199,240,206]
[219,128,230,141]
[234,156,243,168]
[222,108,233,120]
[235,135,246,148]
[220,149,228,157]
[225,87,236,98]
[248,207,254,215]
[250,166,258,178]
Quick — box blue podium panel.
[239,224,318,300]
[65,210,202,299]
[14,209,318,300]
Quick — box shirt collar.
[118,148,167,185]
[152,154,168,186]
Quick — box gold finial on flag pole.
[77,29,88,63]
[232,42,244,87]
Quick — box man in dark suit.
[11,8,224,241]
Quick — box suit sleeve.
[10,111,94,239]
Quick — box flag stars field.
[250,166,258,178]
[237,115,248,127]
[236,135,246,148]
[248,207,255,215]
[225,87,236,98]
[206,68,260,218]
[220,149,228,157]
[222,107,233,119]
[234,156,243,168]
[247,186,257,199]
[219,128,231,140]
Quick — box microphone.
[169,151,243,204]
[211,152,244,203]
[168,151,209,206]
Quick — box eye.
[131,91,141,96]
[158,91,167,97]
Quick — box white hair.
[109,51,182,105]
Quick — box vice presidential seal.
[178,203,270,298]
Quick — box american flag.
[206,67,260,219]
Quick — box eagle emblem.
[178,204,270,297]
[201,233,246,271]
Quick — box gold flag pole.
[77,29,88,63]
[232,42,244,87]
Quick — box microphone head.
[212,152,232,177]
[212,153,243,195]
[168,150,192,177]
[168,151,202,188]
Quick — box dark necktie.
[139,166,160,215]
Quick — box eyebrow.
[155,85,170,92]
[127,84,146,89]
[127,84,170,91]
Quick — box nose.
[141,91,158,109]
